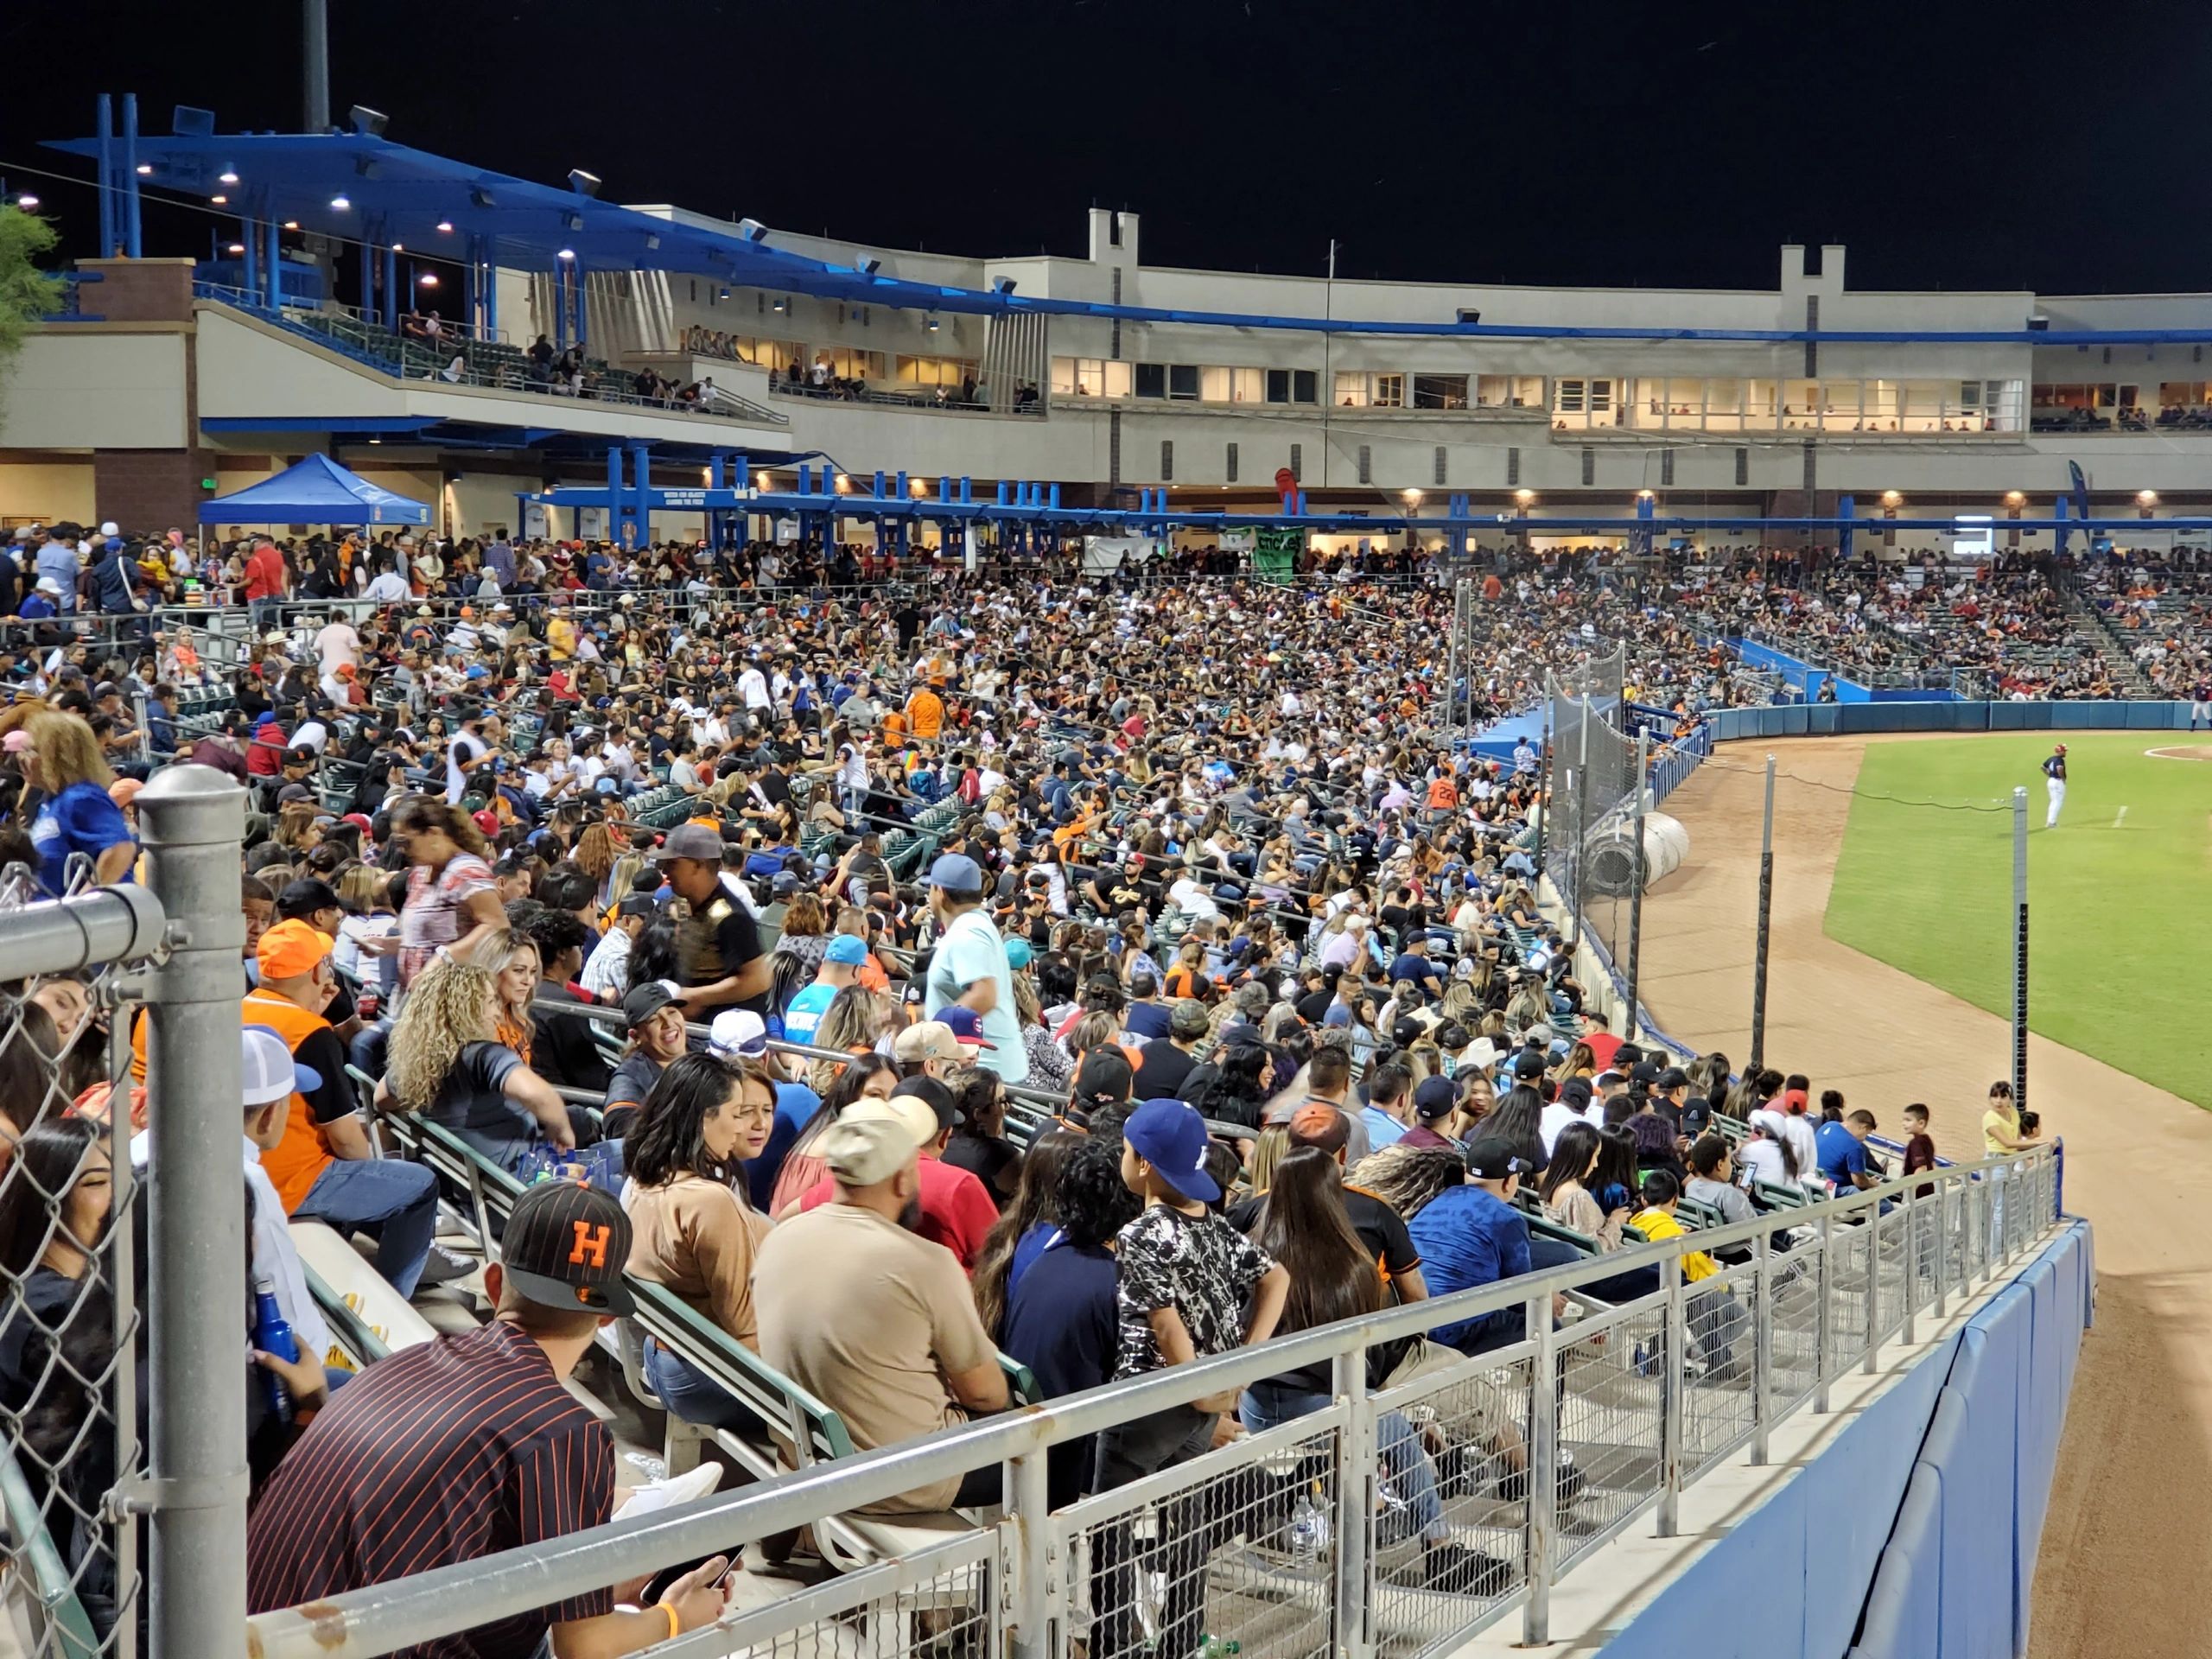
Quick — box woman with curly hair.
[802,984,898,1096]
[375,957,619,1185]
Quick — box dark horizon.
[8,0,2208,298]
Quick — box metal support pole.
[1864,1205,1883,1376]
[1624,725,1650,1027]
[122,93,143,259]
[1749,752,1777,1073]
[1567,695,1591,950]
[1331,1349,1373,1659]
[302,0,331,132]
[1532,708,1551,880]
[1522,1294,1557,1647]
[382,240,398,332]
[137,767,250,1659]
[1004,1452,1052,1659]
[266,214,283,311]
[1933,1175,1950,1315]
[1657,1257,1686,1536]
[1750,1230,1774,1466]
[1813,1212,1834,1413]
[1900,1188,1919,1348]
[2011,785,2029,1122]
[1444,578,1463,734]
[96,93,116,258]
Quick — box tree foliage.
[0,207,66,422]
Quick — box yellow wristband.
[661,1601,681,1643]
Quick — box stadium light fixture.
[348,105,390,137]
[436,219,454,233]
[329,194,350,210]
[857,256,881,276]
[219,169,239,185]
[556,248,575,261]
[2138,489,2158,505]
[282,220,299,231]
[834,473,852,494]
[226,242,245,254]
[417,272,439,289]
[2005,490,2025,505]
[1881,489,1902,506]
[14,194,36,209]
[1515,488,1536,505]
[735,218,770,243]
[391,241,404,252]
[1636,487,1656,499]
[135,163,153,175]
[210,194,228,204]
[567,168,602,199]
[1402,489,1423,506]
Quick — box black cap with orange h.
[499,1180,636,1316]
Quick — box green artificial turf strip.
[1824,733,2212,1109]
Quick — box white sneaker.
[615,1462,722,1518]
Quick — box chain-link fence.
[0,772,246,1659]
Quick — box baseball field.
[1824,732,2212,1108]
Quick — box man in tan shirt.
[753,1107,1008,1512]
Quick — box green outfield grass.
[1825,733,2212,1108]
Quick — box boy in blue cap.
[1090,1097,1288,1658]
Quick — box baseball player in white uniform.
[2041,744,2067,829]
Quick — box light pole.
[303,0,331,132]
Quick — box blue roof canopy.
[197,452,430,526]
[49,123,2212,345]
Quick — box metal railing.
[768,378,1046,417]
[246,1141,2064,1659]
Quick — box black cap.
[1511,1051,1546,1079]
[892,1073,963,1132]
[276,877,341,919]
[499,1179,635,1315]
[622,980,678,1029]
[1413,1075,1459,1121]
[614,893,658,919]
[1630,1061,1663,1088]
[1657,1067,1690,1090]
[1461,1135,1533,1181]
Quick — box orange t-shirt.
[1426,777,1459,810]
[906,688,944,741]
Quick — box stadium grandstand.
[0,51,2171,1659]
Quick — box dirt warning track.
[1635,734,2212,1659]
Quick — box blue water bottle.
[253,1274,299,1421]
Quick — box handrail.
[247,1141,2062,1659]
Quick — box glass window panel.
[1104,360,1133,398]
[1335,369,1370,407]
[1264,368,1290,404]
[1168,364,1198,400]
[1375,372,1405,408]
[1135,362,1166,398]
[1200,365,1232,403]
[1413,373,1469,410]
[1293,368,1316,404]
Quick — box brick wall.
[74,258,195,324]
[93,448,206,535]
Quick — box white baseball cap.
[242,1025,320,1107]
[708,1008,768,1060]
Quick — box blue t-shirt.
[1388,952,1440,989]
[781,981,837,1048]
[1360,1103,1408,1151]
[31,780,133,896]
[1122,1002,1172,1041]
[744,1081,823,1211]
[999,1236,1119,1507]
[1815,1119,1869,1195]
[1405,1185,1530,1351]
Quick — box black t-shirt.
[424,1040,531,1154]
[675,876,766,1015]
[1134,1038,1198,1099]
[941,1131,1018,1204]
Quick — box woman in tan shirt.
[625,1052,778,1430]
[1536,1120,1630,1249]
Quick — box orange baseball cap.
[257,918,333,980]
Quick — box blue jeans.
[643,1336,760,1433]
[293,1157,440,1300]
[500,1137,625,1192]
[1240,1382,1445,1542]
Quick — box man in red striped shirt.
[247,1182,728,1658]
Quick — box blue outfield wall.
[1702,699,2197,742]
[1595,1221,2093,1659]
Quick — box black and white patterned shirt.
[1110,1205,1274,1382]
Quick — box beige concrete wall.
[0,330,189,450]
[0,459,99,528]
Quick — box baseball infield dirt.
[1637,734,2212,1659]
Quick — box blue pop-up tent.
[196,453,431,526]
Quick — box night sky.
[10,0,2207,296]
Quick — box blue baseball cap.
[824,933,870,967]
[1123,1097,1221,1203]
[1003,937,1033,970]
[938,1005,995,1050]
[926,853,985,892]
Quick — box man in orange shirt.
[906,679,945,741]
[248,919,442,1297]
[1426,770,1459,814]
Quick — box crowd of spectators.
[0,523,2067,1652]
